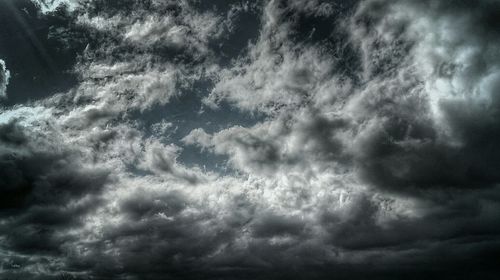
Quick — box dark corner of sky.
[0,0,86,106]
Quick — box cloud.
[1,0,500,279]
[0,59,10,99]
[32,0,79,13]
[0,117,110,278]
[139,140,202,184]
[205,4,337,113]
[342,0,500,194]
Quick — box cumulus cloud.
[1,0,500,279]
[343,0,500,194]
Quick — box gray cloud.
[1,0,499,279]
[0,118,110,279]
[0,59,10,99]
[345,0,500,194]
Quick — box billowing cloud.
[344,0,500,194]
[1,0,499,279]
[0,116,110,278]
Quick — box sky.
[0,0,499,279]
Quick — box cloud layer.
[1,0,499,279]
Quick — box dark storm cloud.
[355,112,500,193]
[63,187,238,280]
[0,119,110,259]
[320,191,500,249]
[250,212,305,238]
[347,0,500,194]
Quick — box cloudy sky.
[0,0,499,279]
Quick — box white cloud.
[31,0,79,13]
[205,1,338,114]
